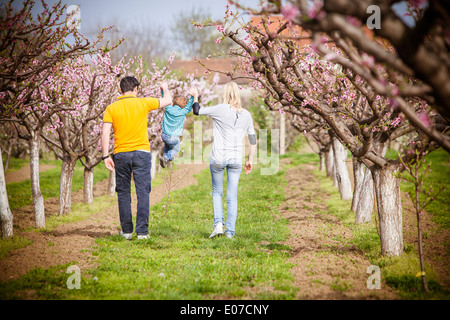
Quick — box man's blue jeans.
[113,151,151,236]
[210,162,242,236]
[161,132,180,161]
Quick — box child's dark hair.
[173,95,188,108]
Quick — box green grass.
[385,148,449,228]
[6,159,111,210]
[401,149,450,229]
[0,237,33,260]
[312,151,450,299]
[1,149,447,300]
[44,194,118,231]
[0,164,298,300]
[3,157,30,172]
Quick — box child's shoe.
[159,156,168,168]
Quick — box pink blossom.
[361,53,375,68]
[308,0,324,20]
[346,16,362,27]
[409,0,427,8]
[392,86,399,96]
[324,52,336,61]
[281,3,299,21]
[215,37,222,44]
[217,25,225,33]
[418,112,432,127]
[168,52,175,64]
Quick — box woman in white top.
[193,82,257,238]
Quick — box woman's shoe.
[209,224,223,238]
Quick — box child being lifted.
[160,87,198,168]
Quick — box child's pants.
[161,132,180,161]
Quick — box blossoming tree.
[0,0,112,235]
[197,1,447,256]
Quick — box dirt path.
[5,164,56,184]
[0,164,208,282]
[279,162,398,299]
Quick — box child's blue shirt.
[161,96,194,137]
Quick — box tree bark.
[351,157,365,212]
[0,145,13,238]
[151,151,158,179]
[325,146,334,178]
[29,137,45,228]
[415,184,429,292]
[83,167,94,204]
[319,151,325,172]
[373,165,403,256]
[332,137,353,200]
[3,142,13,172]
[107,169,115,197]
[59,156,77,216]
[355,167,374,223]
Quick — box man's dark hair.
[120,76,140,93]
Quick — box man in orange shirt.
[101,76,172,240]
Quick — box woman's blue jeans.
[161,132,180,161]
[210,162,242,236]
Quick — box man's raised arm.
[159,82,172,108]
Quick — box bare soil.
[0,164,208,282]
[5,164,56,184]
[279,161,398,299]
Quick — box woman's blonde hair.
[222,82,242,111]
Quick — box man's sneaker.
[159,156,167,168]
[209,224,224,239]
[137,234,149,240]
[224,231,233,239]
[120,231,132,240]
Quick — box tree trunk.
[280,113,286,155]
[3,142,13,172]
[29,137,45,228]
[151,151,158,179]
[332,137,353,200]
[415,184,429,292]
[325,146,334,178]
[0,145,13,238]
[59,156,77,216]
[83,167,94,204]
[319,152,325,172]
[355,168,374,223]
[107,169,115,197]
[351,158,365,212]
[373,165,403,256]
